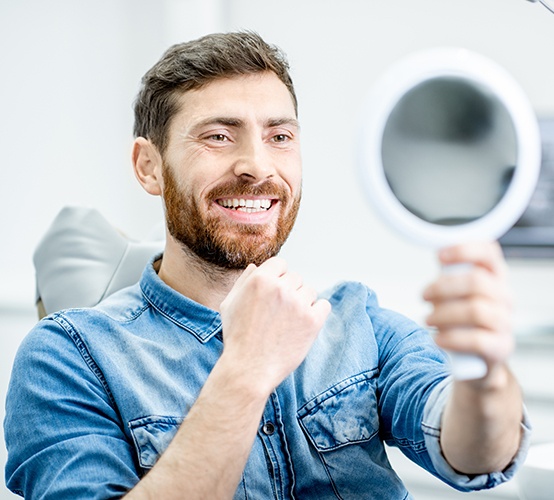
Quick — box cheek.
[277,149,302,192]
[183,157,225,198]
[286,163,303,197]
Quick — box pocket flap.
[298,371,379,452]
[129,415,183,468]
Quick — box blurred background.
[1,1,553,498]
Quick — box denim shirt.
[5,257,530,499]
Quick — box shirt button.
[262,422,276,435]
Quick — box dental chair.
[34,206,164,319]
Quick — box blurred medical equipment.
[527,0,554,15]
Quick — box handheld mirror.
[358,48,542,380]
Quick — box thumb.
[312,298,332,328]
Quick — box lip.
[213,196,279,224]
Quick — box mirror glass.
[358,48,541,249]
[381,77,518,226]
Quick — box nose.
[232,137,276,181]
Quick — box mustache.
[207,178,288,200]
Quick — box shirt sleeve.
[366,292,449,460]
[422,376,532,491]
[4,317,141,499]
[367,287,531,492]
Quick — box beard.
[162,165,301,269]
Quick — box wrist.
[463,363,512,393]
[213,351,274,405]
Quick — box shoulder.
[321,280,412,327]
[320,280,375,308]
[12,282,148,373]
[321,280,435,354]
[42,281,148,332]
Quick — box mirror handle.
[441,263,488,380]
[447,352,488,380]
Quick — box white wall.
[1,1,553,498]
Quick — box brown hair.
[133,31,297,154]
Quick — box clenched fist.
[220,257,331,396]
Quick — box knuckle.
[467,298,487,323]
[472,332,488,353]
[467,270,484,293]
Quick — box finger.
[423,267,512,305]
[434,327,514,363]
[295,283,319,306]
[280,271,304,291]
[426,298,512,333]
[233,263,258,288]
[439,241,507,278]
[257,256,288,278]
[311,298,332,327]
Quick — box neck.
[157,236,242,312]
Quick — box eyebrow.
[192,116,300,132]
[266,117,301,130]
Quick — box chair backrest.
[34,206,164,318]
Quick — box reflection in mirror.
[358,47,542,380]
[381,77,518,226]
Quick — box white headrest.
[34,206,164,317]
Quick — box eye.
[272,134,290,143]
[208,134,229,142]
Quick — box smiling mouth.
[216,198,274,213]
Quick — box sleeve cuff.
[422,376,533,491]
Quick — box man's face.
[161,72,302,269]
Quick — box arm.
[5,321,143,499]
[125,257,330,499]
[423,242,523,474]
[124,354,268,499]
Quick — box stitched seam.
[140,285,221,342]
[118,302,150,324]
[298,369,378,417]
[52,313,117,409]
[318,454,344,500]
[240,474,248,500]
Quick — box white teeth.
[217,198,272,212]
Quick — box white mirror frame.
[358,47,542,249]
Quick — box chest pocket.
[297,371,408,499]
[298,371,379,451]
[129,415,183,470]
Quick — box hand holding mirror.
[358,48,542,380]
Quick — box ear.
[132,137,164,196]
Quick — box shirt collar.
[139,254,222,343]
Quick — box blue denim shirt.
[5,257,530,499]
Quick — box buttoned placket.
[258,391,296,499]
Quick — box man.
[5,31,530,499]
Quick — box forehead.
[173,72,297,126]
